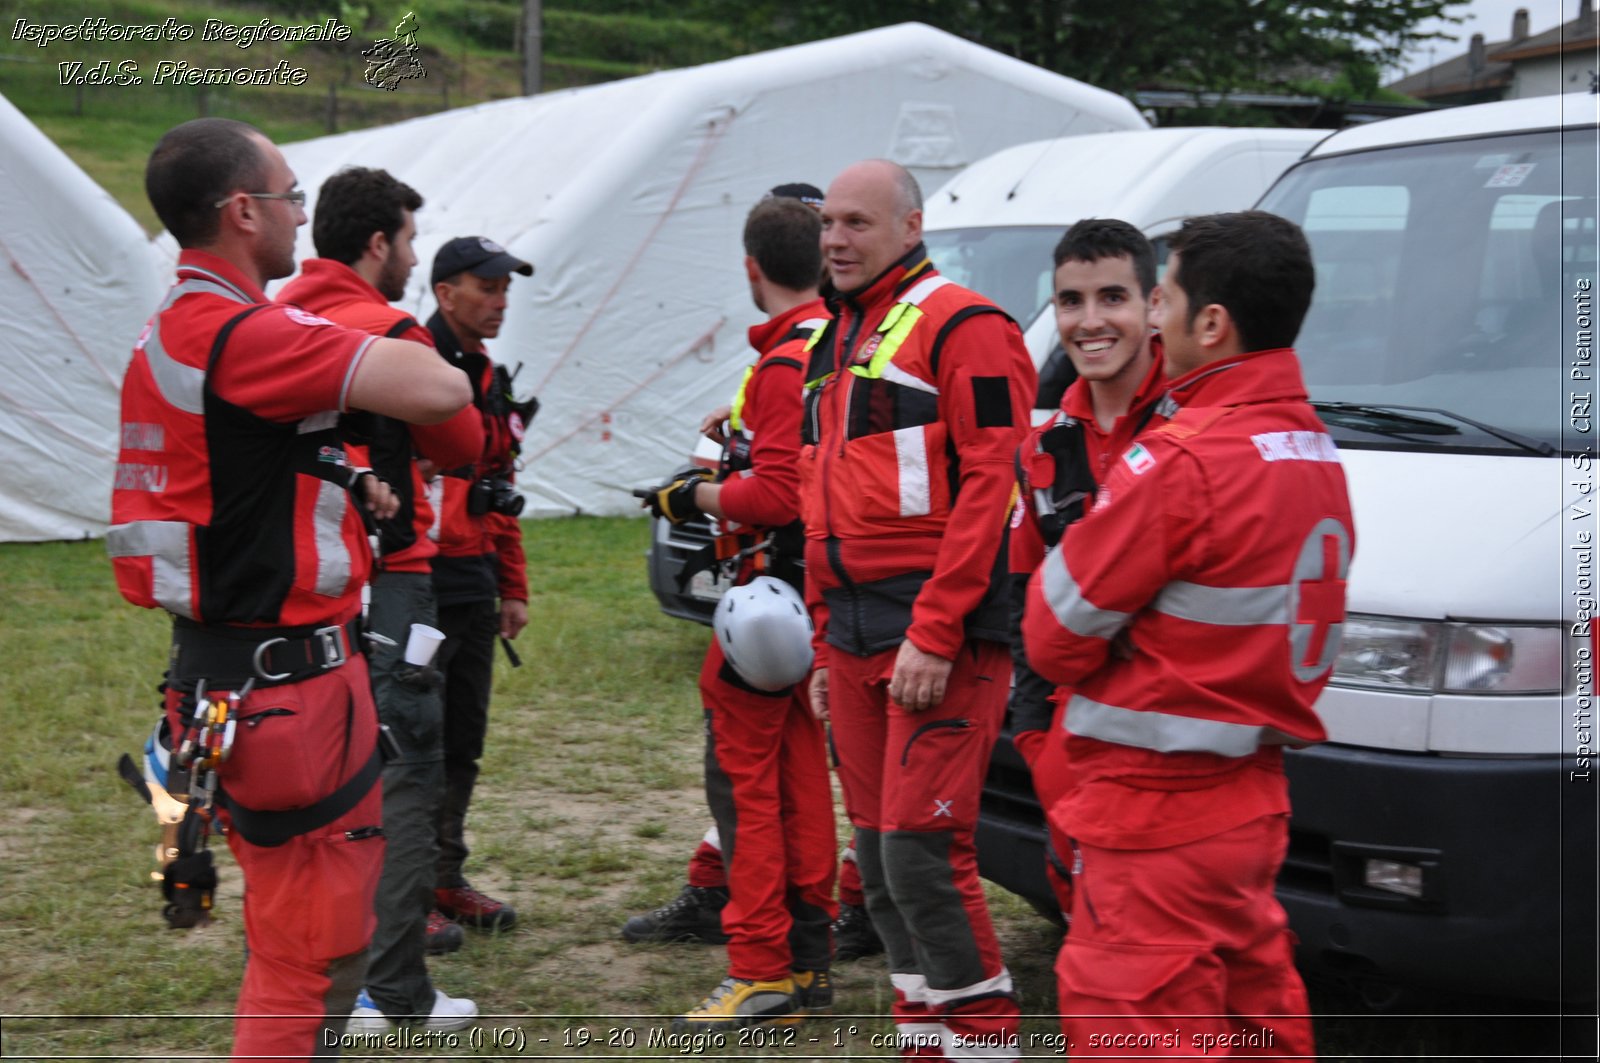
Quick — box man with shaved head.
[803,159,1036,1059]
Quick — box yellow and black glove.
[644,472,709,524]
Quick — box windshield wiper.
[1311,401,1555,456]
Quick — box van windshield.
[923,226,1059,325]
[1258,126,1597,454]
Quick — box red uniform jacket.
[1008,344,1170,760]
[109,251,377,627]
[799,245,1036,663]
[425,312,528,606]
[718,299,826,532]
[277,259,484,575]
[1022,348,1355,848]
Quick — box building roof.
[1387,4,1600,100]
[1386,37,1513,101]
[1493,9,1599,62]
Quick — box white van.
[973,96,1598,1007]
[922,126,1325,376]
[1248,92,1597,1005]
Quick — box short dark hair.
[145,118,267,247]
[1167,211,1315,353]
[743,197,822,292]
[312,167,424,265]
[1052,218,1157,295]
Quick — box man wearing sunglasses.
[110,118,471,1060]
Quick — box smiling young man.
[1007,219,1172,919]
[1023,211,1354,1057]
[804,159,1036,1060]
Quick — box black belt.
[169,616,364,688]
[218,745,384,847]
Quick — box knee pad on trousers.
[853,829,915,968]
[881,830,987,992]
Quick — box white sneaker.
[349,987,479,1033]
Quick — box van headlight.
[1331,615,1566,695]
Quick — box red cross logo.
[1290,519,1351,680]
[1297,533,1347,667]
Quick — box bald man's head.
[820,160,924,293]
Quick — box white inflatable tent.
[280,22,1145,516]
[0,93,167,542]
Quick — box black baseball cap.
[766,182,824,210]
[431,236,534,285]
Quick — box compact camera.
[468,475,525,517]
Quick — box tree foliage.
[675,0,1467,97]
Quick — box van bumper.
[1282,744,1597,1004]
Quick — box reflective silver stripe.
[893,426,931,517]
[312,479,353,596]
[879,359,938,395]
[797,316,829,331]
[889,972,930,1004]
[922,967,1015,1008]
[1039,548,1132,640]
[174,269,253,304]
[425,477,443,541]
[1154,580,1290,626]
[297,410,340,434]
[1065,693,1273,758]
[105,520,195,618]
[139,276,256,415]
[901,274,952,306]
[141,313,205,415]
[338,336,377,412]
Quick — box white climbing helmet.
[713,576,814,691]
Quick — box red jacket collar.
[1061,336,1168,425]
[747,297,827,354]
[176,248,268,303]
[276,258,387,313]
[828,243,935,315]
[1166,348,1309,408]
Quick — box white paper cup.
[404,623,446,667]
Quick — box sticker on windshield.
[1485,163,1535,188]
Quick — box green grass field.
[1,522,1593,1060]
[0,520,1057,1059]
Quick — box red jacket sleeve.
[488,511,527,601]
[1021,443,1199,687]
[905,312,1036,660]
[717,356,803,529]
[412,404,485,471]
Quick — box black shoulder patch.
[972,376,1013,428]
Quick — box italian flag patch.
[1123,442,1156,475]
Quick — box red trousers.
[688,831,866,908]
[701,641,837,979]
[1057,814,1315,1060]
[1012,719,1075,919]
[827,640,1019,1061]
[168,662,384,1061]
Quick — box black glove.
[645,472,709,524]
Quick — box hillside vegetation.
[0,0,752,230]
